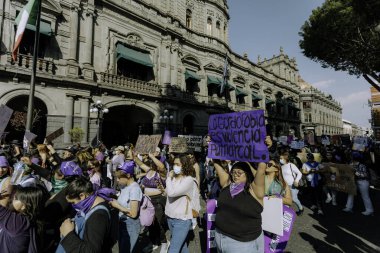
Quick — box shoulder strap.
[289,164,296,180]
[85,204,110,221]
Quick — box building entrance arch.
[102,105,154,147]
[5,95,48,143]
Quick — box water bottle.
[11,161,25,185]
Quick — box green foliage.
[68,127,84,143]
[299,0,380,89]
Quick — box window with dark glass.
[186,9,192,28]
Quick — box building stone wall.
[0,0,307,146]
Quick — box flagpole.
[25,0,42,131]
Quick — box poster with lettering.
[178,135,203,152]
[321,135,330,146]
[320,163,357,195]
[0,104,13,134]
[134,135,162,154]
[352,136,368,152]
[290,140,305,150]
[169,137,188,153]
[264,205,296,253]
[278,136,288,146]
[208,110,269,162]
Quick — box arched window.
[207,17,212,35]
[216,21,221,38]
[186,9,192,28]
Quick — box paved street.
[116,186,380,253]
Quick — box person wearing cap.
[302,153,324,215]
[109,161,142,253]
[0,156,12,207]
[212,160,266,253]
[343,151,374,216]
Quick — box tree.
[299,0,380,90]
[69,127,84,143]
[9,108,41,131]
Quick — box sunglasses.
[267,162,279,169]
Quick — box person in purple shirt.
[0,185,49,253]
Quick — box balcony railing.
[7,53,55,75]
[99,72,161,96]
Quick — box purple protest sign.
[264,205,296,253]
[206,199,217,253]
[162,130,172,145]
[208,110,269,162]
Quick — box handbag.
[290,164,307,188]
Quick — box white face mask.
[280,159,286,165]
[173,165,182,175]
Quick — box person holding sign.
[342,152,374,216]
[213,161,266,253]
[265,160,292,206]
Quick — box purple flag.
[208,110,269,162]
[206,199,217,253]
[162,130,173,145]
[264,205,296,253]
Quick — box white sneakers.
[361,211,374,216]
[325,195,332,204]
[159,242,170,253]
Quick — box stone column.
[64,96,75,144]
[82,7,95,80]
[66,3,80,77]
[165,43,171,84]
[80,98,89,143]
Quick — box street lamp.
[159,109,174,131]
[90,100,109,142]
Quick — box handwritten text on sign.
[134,135,162,154]
[208,110,269,162]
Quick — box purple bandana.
[229,182,245,198]
[72,188,117,214]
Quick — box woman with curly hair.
[165,154,197,253]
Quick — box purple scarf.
[72,188,116,214]
[229,182,245,198]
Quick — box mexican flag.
[12,0,40,61]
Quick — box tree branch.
[363,74,380,91]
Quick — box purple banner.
[208,110,269,162]
[206,199,217,253]
[162,130,173,145]
[264,205,296,253]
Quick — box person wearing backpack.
[109,160,143,253]
[165,154,196,253]
[57,177,115,253]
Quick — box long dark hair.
[13,185,49,251]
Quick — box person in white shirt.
[165,154,195,253]
[280,153,304,215]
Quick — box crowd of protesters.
[0,131,376,253]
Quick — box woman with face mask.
[280,153,304,215]
[165,154,196,253]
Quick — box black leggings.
[148,194,168,244]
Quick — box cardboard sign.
[320,163,357,195]
[134,135,162,154]
[278,136,288,146]
[291,140,304,150]
[264,205,296,253]
[313,153,322,163]
[178,135,203,152]
[0,104,13,134]
[352,136,368,152]
[45,127,64,143]
[208,110,269,162]
[307,131,315,145]
[169,137,188,153]
[262,197,283,236]
[23,130,37,153]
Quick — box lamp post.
[159,109,174,131]
[90,100,109,143]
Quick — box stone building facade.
[0,0,302,147]
[299,80,343,137]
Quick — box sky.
[228,0,371,128]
